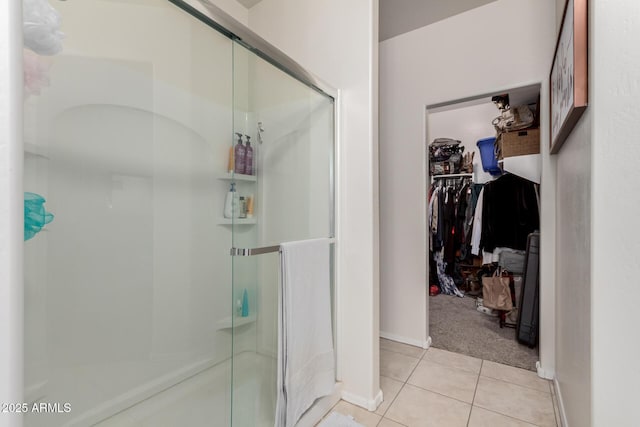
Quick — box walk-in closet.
[426,85,542,371]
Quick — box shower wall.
[24,1,235,425]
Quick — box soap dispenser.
[244,135,254,176]
[234,132,246,175]
[223,182,238,219]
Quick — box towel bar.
[230,238,335,257]
[230,245,280,257]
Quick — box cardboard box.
[501,128,540,158]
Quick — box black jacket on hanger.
[480,174,539,252]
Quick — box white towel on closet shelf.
[276,238,335,427]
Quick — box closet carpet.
[429,294,538,371]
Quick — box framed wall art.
[549,0,588,154]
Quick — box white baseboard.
[536,361,555,380]
[296,382,343,427]
[424,336,432,350]
[553,379,569,427]
[380,331,431,350]
[341,388,383,412]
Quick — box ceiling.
[231,0,498,41]
[379,0,498,41]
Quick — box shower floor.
[91,352,275,427]
[31,352,276,427]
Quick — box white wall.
[590,0,640,424]
[547,1,640,425]
[555,112,591,427]
[552,1,592,426]
[556,0,566,29]
[379,0,557,375]
[0,2,23,427]
[247,0,381,409]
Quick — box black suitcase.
[517,232,540,348]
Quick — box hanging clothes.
[471,188,485,256]
[434,250,464,298]
[480,174,539,252]
[428,177,472,297]
[443,186,457,269]
[462,183,483,259]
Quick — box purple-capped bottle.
[244,135,254,175]
[234,132,246,174]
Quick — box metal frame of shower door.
[1,0,25,422]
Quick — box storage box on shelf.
[500,127,540,158]
[477,136,501,175]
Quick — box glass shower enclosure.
[22,1,335,426]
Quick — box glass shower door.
[23,1,235,426]
[231,41,335,427]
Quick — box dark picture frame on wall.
[549,0,588,154]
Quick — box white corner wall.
[555,111,591,427]
[552,2,591,426]
[247,0,381,408]
[379,0,557,374]
[0,2,23,427]
[590,0,640,424]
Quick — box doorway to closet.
[425,84,541,371]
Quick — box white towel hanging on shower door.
[276,238,335,427]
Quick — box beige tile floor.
[319,339,561,427]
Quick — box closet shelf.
[217,218,256,225]
[216,314,256,330]
[218,172,257,182]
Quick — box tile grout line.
[380,347,425,360]
[473,374,556,426]
[548,380,561,427]
[376,347,424,426]
[479,374,552,395]
[482,361,551,393]
[551,383,561,427]
[472,406,542,427]
[547,379,560,427]
[418,357,482,376]
[379,417,409,427]
[466,359,483,427]
[375,382,406,423]
[400,381,475,407]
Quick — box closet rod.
[431,173,473,179]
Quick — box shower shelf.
[216,314,256,330]
[24,143,50,159]
[218,172,257,182]
[217,218,257,225]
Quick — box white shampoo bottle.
[224,182,238,218]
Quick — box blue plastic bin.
[477,137,501,175]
